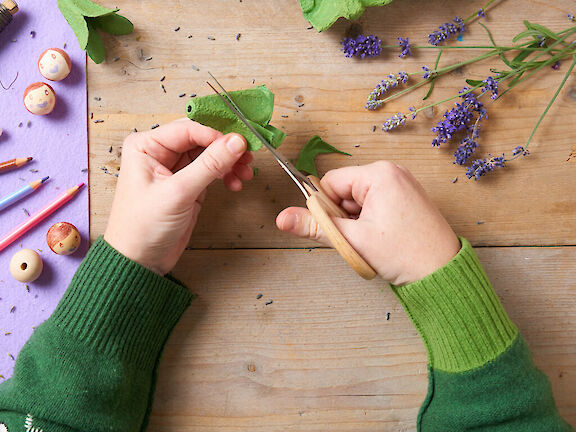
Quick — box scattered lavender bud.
[151,124,160,129]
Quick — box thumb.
[173,133,247,196]
[276,206,357,248]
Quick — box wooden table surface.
[88,0,576,430]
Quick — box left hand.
[104,118,253,275]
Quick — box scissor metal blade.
[206,77,317,196]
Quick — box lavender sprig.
[428,17,465,46]
[466,154,505,180]
[341,34,382,59]
[398,37,411,58]
[382,113,407,131]
[365,72,409,110]
[481,76,499,100]
[431,87,486,147]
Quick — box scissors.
[206,73,377,280]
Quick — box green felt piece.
[299,0,394,32]
[57,0,90,49]
[296,135,351,177]
[86,21,106,64]
[186,85,285,151]
[61,0,117,17]
[92,13,134,35]
[419,335,573,431]
[58,0,133,63]
[391,237,518,373]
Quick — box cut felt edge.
[299,0,394,32]
[185,85,284,151]
[296,135,351,177]
[58,0,90,49]
[86,21,106,64]
[59,0,118,17]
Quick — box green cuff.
[49,237,194,370]
[391,237,517,373]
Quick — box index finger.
[133,118,223,169]
[320,165,371,207]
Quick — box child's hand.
[104,119,253,275]
[276,161,461,285]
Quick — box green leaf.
[60,0,117,17]
[296,136,351,177]
[512,41,539,64]
[92,13,134,35]
[512,29,542,43]
[58,0,90,49]
[465,79,483,86]
[86,22,106,64]
[524,21,559,41]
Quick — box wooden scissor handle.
[304,176,377,280]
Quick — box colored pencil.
[0,183,84,252]
[0,177,49,213]
[0,157,33,173]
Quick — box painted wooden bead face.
[46,222,81,255]
[9,249,43,283]
[38,48,72,81]
[23,82,56,115]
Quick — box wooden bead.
[46,222,81,255]
[23,82,56,115]
[38,48,72,81]
[9,249,43,283]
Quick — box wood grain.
[87,0,576,248]
[85,0,576,430]
[148,246,576,431]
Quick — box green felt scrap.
[296,135,350,177]
[58,0,133,64]
[186,85,285,152]
[299,0,394,32]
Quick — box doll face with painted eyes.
[38,48,71,81]
[23,83,56,115]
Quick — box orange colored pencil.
[0,157,33,173]
[0,183,84,252]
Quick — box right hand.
[276,161,461,285]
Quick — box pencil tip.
[41,176,49,183]
[27,157,33,161]
[77,182,85,188]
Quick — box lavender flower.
[481,76,499,100]
[552,61,561,70]
[466,154,506,180]
[569,14,575,22]
[398,37,411,58]
[477,9,485,18]
[431,87,486,147]
[428,17,465,46]
[453,127,480,165]
[409,106,417,119]
[341,34,382,59]
[365,71,409,110]
[422,65,433,80]
[382,113,407,131]
[512,146,530,156]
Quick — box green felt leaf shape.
[92,13,134,35]
[296,135,351,177]
[58,0,90,49]
[58,0,133,63]
[60,0,117,17]
[299,0,394,32]
[185,85,285,151]
[86,21,106,64]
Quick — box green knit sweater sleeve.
[391,237,573,431]
[0,237,194,432]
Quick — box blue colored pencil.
[0,176,49,213]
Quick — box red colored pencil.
[0,157,33,173]
[0,183,84,252]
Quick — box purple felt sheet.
[0,1,88,379]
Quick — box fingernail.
[226,135,246,154]
[280,213,296,231]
